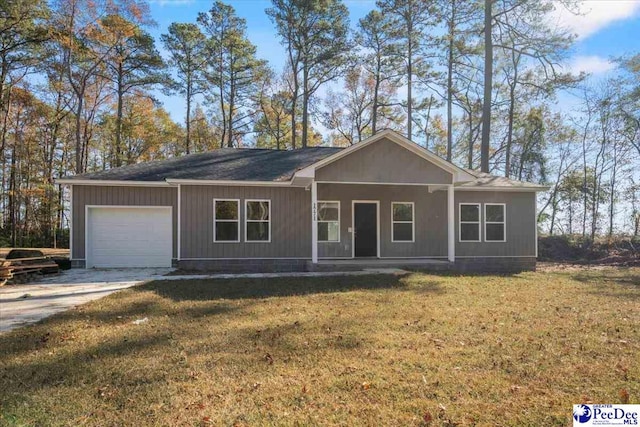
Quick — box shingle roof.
[63,146,546,190]
[457,169,548,189]
[66,147,343,182]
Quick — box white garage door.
[87,207,172,268]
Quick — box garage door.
[87,207,172,268]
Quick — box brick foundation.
[454,257,536,273]
[177,259,308,273]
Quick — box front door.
[354,203,377,257]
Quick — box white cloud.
[566,55,616,75]
[552,0,640,39]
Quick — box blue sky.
[146,0,640,124]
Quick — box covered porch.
[309,181,456,265]
[308,257,452,272]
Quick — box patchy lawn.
[0,269,638,426]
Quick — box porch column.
[311,180,318,264]
[447,184,455,262]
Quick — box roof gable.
[315,136,453,184]
[294,130,476,183]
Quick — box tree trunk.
[480,0,492,173]
[407,30,413,141]
[467,111,474,169]
[446,0,455,162]
[608,147,617,237]
[301,64,309,148]
[186,75,191,154]
[75,94,84,173]
[227,70,236,148]
[504,53,518,178]
[372,64,380,134]
[115,63,124,167]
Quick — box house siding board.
[72,185,178,259]
[180,185,311,258]
[317,184,448,258]
[454,191,536,257]
[315,137,453,184]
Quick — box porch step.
[308,258,452,272]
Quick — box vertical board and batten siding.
[454,191,536,257]
[315,137,453,185]
[180,185,311,259]
[72,185,178,260]
[318,184,448,258]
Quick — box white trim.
[535,196,539,258]
[56,179,170,187]
[484,203,506,243]
[69,185,73,259]
[84,205,173,269]
[177,184,181,260]
[178,255,536,260]
[294,130,475,183]
[380,256,449,259]
[311,181,318,264]
[459,203,481,242]
[351,200,380,258]
[245,199,271,243]
[166,178,293,187]
[447,185,455,262]
[391,202,415,243]
[455,255,536,258]
[454,186,548,192]
[213,199,240,243]
[317,200,341,243]
[316,180,439,187]
[181,257,309,260]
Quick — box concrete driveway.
[0,268,172,332]
[0,267,406,333]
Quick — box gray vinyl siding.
[71,185,178,260]
[315,137,453,184]
[318,184,448,258]
[180,185,311,258]
[455,191,536,257]
[71,183,537,263]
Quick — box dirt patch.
[0,247,69,259]
[538,235,640,267]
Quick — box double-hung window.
[214,199,239,242]
[317,201,340,242]
[246,200,271,242]
[484,204,506,242]
[392,202,414,242]
[459,203,481,242]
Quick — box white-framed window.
[214,199,240,242]
[459,203,481,242]
[391,202,414,242]
[245,199,271,242]
[317,201,340,242]
[484,203,506,242]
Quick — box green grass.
[1,268,639,426]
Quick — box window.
[318,201,340,242]
[459,203,480,242]
[246,200,270,242]
[214,199,239,242]
[485,204,506,242]
[392,202,414,242]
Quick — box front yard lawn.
[1,268,639,426]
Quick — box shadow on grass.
[0,331,172,398]
[140,274,411,302]
[571,269,640,300]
